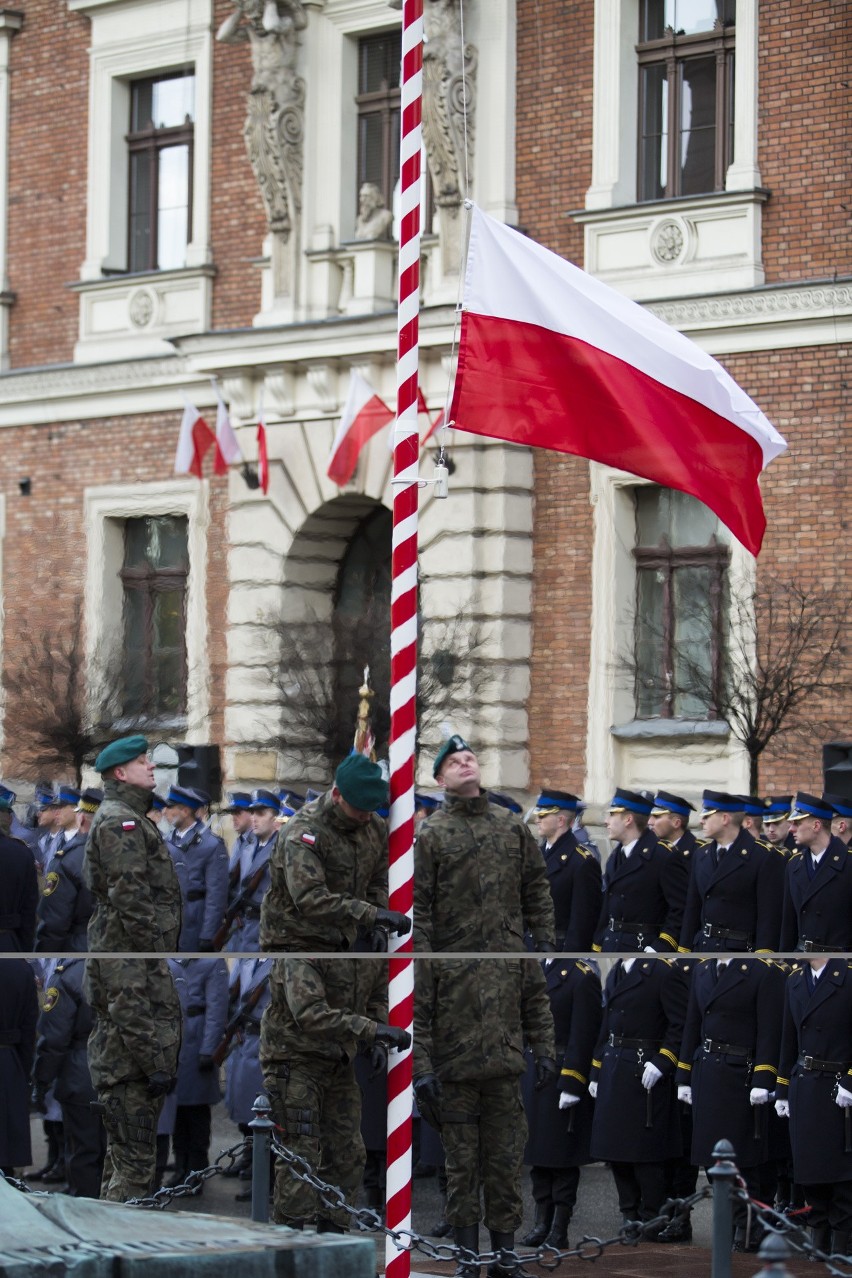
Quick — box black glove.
[373,1022,412,1052]
[369,1043,388,1080]
[534,1057,558,1090]
[374,908,412,937]
[533,937,556,953]
[369,927,389,953]
[31,1083,48,1114]
[414,1073,443,1130]
[197,1054,215,1072]
[146,1071,176,1098]
[197,938,214,952]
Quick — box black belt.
[703,1038,751,1059]
[608,1035,658,1051]
[797,1054,849,1073]
[186,890,206,902]
[186,1005,206,1017]
[797,940,837,953]
[702,923,753,944]
[244,1021,261,1036]
[608,919,655,935]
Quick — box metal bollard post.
[249,1092,274,1225]
[751,1230,795,1278]
[707,1138,738,1278]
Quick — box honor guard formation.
[2,731,852,1259]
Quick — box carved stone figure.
[422,0,477,211]
[354,183,393,241]
[217,0,307,240]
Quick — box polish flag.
[175,399,215,478]
[449,206,787,555]
[213,388,243,475]
[328,370,394,487]
[257,414,269,495]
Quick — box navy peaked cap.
[534,789,580,814]
[609,788,653,816]
[790,792,834,823]
[651,791,694,818]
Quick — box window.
[127,72,195,272]
[637,1,735,201]
[120,515,189,718]
[356,33,401,215]
[633,487,729,718]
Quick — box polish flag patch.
[300,832,316,846]
[121,821,137,831]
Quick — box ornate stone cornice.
[647,280,852,328]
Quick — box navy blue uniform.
[227,833,274,953]
[0,832,38,951]
[168,821,229,951]
[677,958,784,1169]
[593,830,688,953]
[541,832,602,953]
[779,837,852,952]
[225,957,272,1127]
[35,832,92,952]
[168,957,229,1178]
[680,830,784,953]
[0,959,37,1169]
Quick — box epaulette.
[694,837,709,848]
[576,846,591,859]
[576,960,594,975]
[657,838,673,849]
[789,850,803,860]
[756,839,775,852]
[789,964,805,979]
[770,844,787,856]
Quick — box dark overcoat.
[779,838,852,951]
[541,832,602,953]
[0,959,37,1165]
[593,830,688,953]
[35,833,92,952]
[680,830,784,953]
[0,833,38,951]
[33,957,96,1104]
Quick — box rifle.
[211,977,268,1068]
[212,861,268,951]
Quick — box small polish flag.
[328,370,395,487]
[257,414,269,495]
[175,399,215,478]
[213,386,243,475]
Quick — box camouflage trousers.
[264,1058,365,1229]
[95,1080,164,1202]
[440,1075,527,1231]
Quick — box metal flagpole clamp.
[391,464,449,497]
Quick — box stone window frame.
[126,71,196,274]
[83,481,210,740]
[75,0,213,281]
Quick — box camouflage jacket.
[83,780,182,952]
[414,957,555,1081]
[84,957,181,1087]
[260,957,387,1069]
[259,792,388,951]
[414,791,555,952]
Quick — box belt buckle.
[802,940,814,953]
[608,1034,616,1047]
[703,1038,712,1052]
[609,917,617,931]
[803,1055,814,1070]
[702,922,713,938]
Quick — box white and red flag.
[175,398,215,478]
[328,369,394,487]
[213,386,243,475]
[449,206,787,555]
[257,413,269,495]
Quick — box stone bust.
[354,182,394,241]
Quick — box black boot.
[453,1224,480,1278]
[520,1202,553,1247]
[657,1211,693,1244]
[488,1230,528,1278]
[432,1195,452,1238]
[832,1230,852,1258]
[809,1224,831,1254]
[544,1205,571,1249]
[317,1218,346,1234]
[164,1158,189,1190]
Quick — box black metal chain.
[0,1169,50,1197]
[123,1140,248,1209]
[738,1189,852,1278]
[269,1129,712,1266]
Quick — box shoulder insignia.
[300,832,317,846]
[772,845,787,856]
[42,871,60,897]
[695,838,709,848]
[658,838,673,849]
[576,847,590,859]
[577,960,593,975]
[790,851,803,860]
[42,985,60,1012]
[121,820,137,831]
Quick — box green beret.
[95,734,149,774]
[334,754,388,812]
[432,734,472,778]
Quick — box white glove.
[677,1085,692,1105]
[642,1062,663,1090]
[749,1087,770,1106]
[643,945,656,954]
[836,1085,852,1108]
[558,1091,581,1109]
[775,1099,790,1117]
[588,1080,598,1099]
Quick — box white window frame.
[84,481,210,739]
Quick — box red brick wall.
[7,1,89,369]
[759,0,850,284]
[0,414,229,779]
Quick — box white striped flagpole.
[385,2,422,1277]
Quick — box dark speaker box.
[823,741,852,802]
[176,744,222,804]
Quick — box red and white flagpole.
[386,2,422,1276]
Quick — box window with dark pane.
[356,32,401,214]
[127,71,195,272]
[637,1,735,202]
[120,515,189,718]
[633,487,728,719]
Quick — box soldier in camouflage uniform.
[414,737,555,954]
[83,735,182,952]
[260,754,409,952]
[84,957,181,1201]
[414,958,556,1275]
[259,957,410,1229]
